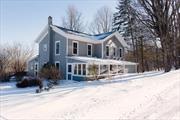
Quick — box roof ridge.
[54,25,92,36]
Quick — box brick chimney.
[48,16,53,63]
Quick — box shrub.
[16,79,29,88]
[39,63,62,85]
[16,77,43,88]
[87,63,99,80]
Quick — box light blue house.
[28,16,138,81]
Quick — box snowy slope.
[0,70,180,120]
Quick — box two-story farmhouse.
[28,16,138,81]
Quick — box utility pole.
[140,36,144,72]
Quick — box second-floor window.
[55,41,60,55]
[119,48,122,57]
[73,41,78,55]
[113,47,116,56]
[87,44,92,56]
[106,45,109,56]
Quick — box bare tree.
[89,6,113,34]
[62,5,84,32]
[0,43,34,81]
[135,0,179,72]
[7,43,34,73]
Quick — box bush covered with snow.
[16,78,43,88]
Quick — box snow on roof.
[67,56,138,65]
[90,32,113,40]
[55,25,112,40]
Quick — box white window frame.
[55,41,60,55]
[106,45,109,57]
[55,61,60,70]
[87,44,92,57]
[72,41,79,55]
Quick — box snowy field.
[0,70,180,120]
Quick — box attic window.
[43,44,47,51]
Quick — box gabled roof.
[55,25,113,41]
[35,25,129,48]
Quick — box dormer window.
[87,44,92,56]
[55,41,60,55]
[72,41,78,55]
[106,45,109,56]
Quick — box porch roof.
[67,56,138,65]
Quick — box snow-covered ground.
[0,70,180,120]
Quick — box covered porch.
[66,56,138,81]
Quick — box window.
[74,64,77,74]
[55,41,60,55]
[55,61,60,70]
[106,46,109,56]
[82,64,86,75]
[87,44,92,56]
[35,63,38,71]
[72,41,78,55]
[119,48,122,57]
[68,65,72,73]
[43,44,47,51]
[113,47,116,56]
[78,64,81,75]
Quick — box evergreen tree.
[112,0,131,37]
[112,0,136,53]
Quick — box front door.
[67,64,72,80]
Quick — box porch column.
[98,64,100,75]
[123,64,125,74]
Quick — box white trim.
[36,25,129,49]
[87,44,92,57]
[101,42,104,58]
[55,41,60,55]
[35,25,48,43]
[102,32,129,48]
[72,41,79,55]
[66,38,68,55]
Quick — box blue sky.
[0,0,117,49]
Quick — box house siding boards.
[94,44,102,58]
[103,36,124,59]
[68,39,98,57]
[27,56,39,76]
[53,32,67,78]
[39,34,49,69]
